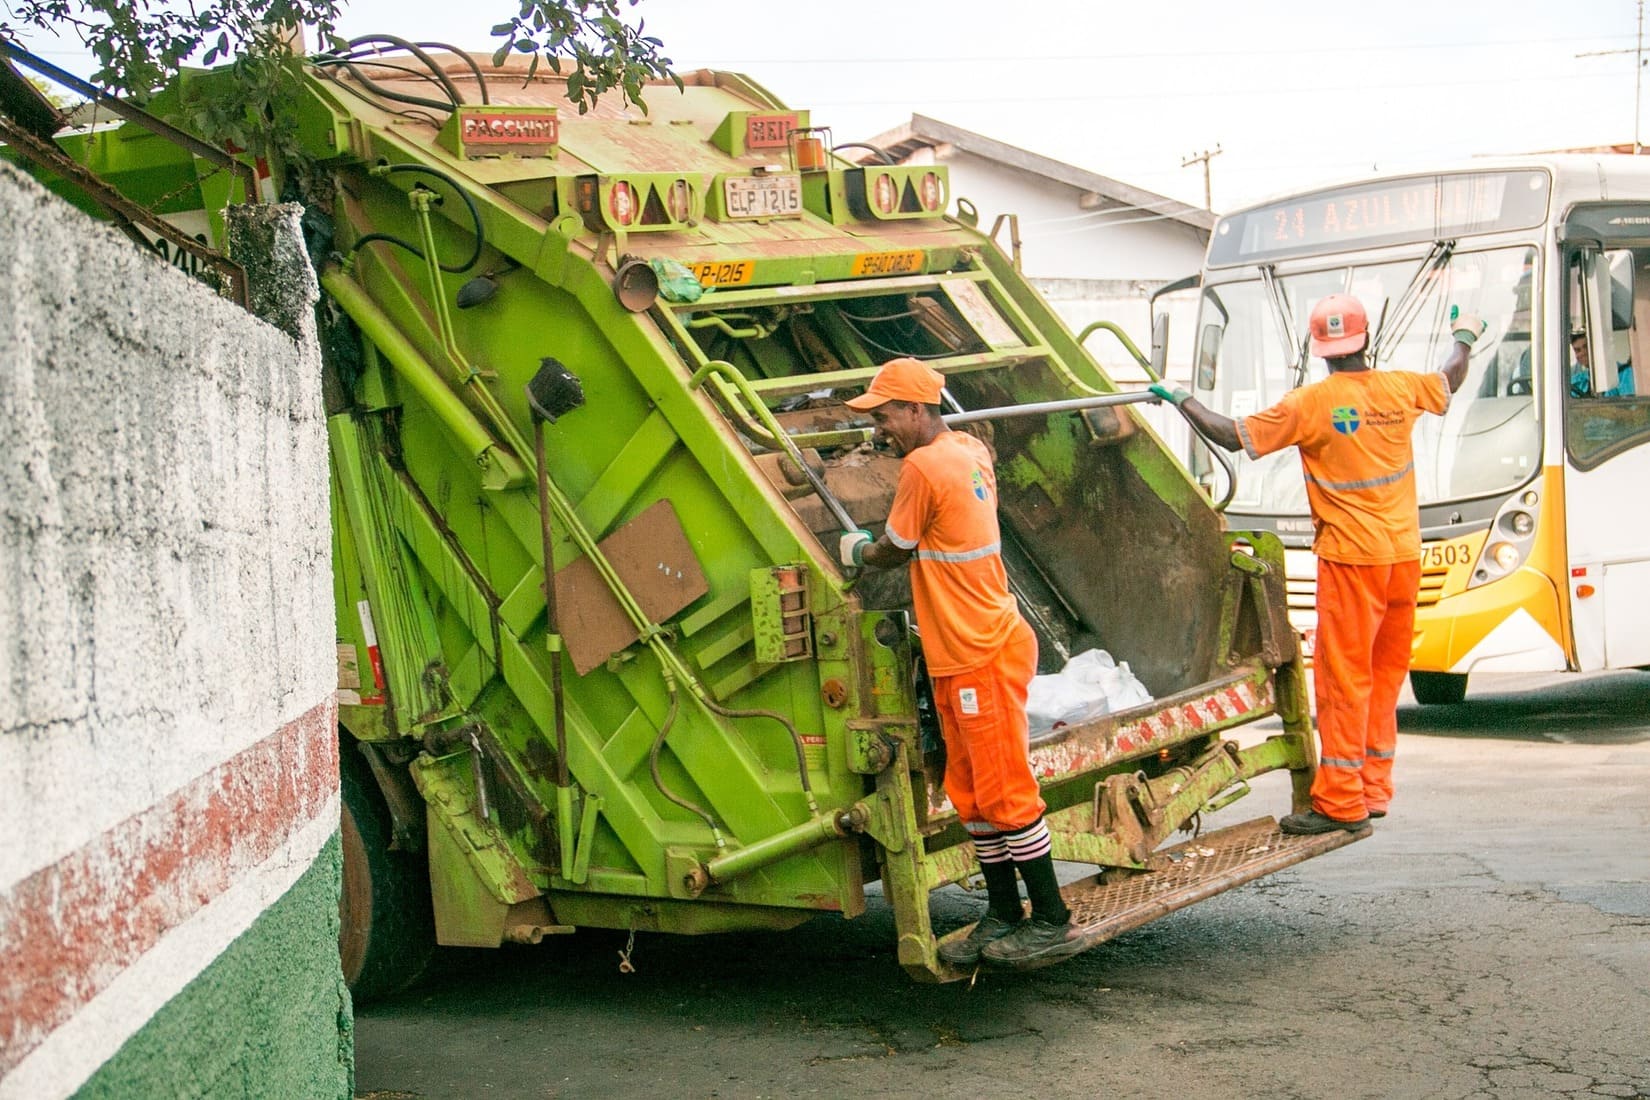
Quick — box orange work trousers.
[931,618,1045,832]
[1312,557,1420,822]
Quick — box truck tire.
[1409,671,1468,706]
[340,749,434,1003]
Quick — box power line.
[798,69,1623,110]
[687,33,1639,66]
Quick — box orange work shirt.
[1237,369,1450,565]
[884,430,1022,675]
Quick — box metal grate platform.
[1045,816,1368,969]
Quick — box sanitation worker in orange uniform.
[1152,296,1481,834]
[840,358,1083,968]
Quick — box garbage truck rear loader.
[4,42,1365,994]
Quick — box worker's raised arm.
[1150,383,1243,452]
[1441,309,1488,393]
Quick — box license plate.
[722,175,803,219]
[850,250,925,277]
[688,260,755,287]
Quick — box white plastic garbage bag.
[1026,648,1153,732]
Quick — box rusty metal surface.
[923,671,1272,823]
[555,499,710,674]
[1045,816,1369,968]
[0,115,249,306]
[0,41,256,195]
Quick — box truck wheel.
[340,750,434,1003]
[1409,671,1468,706]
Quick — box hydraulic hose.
[647,679,726,849]
[349,162,486,274]
[322,34,466,110]
[699,697,818,814]
[414,41,490,104]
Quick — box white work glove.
[838,529,873,567]
[1449,306,1487,347]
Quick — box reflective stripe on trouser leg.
[1361,559,1418,814]
[1311,559,1388,821]
[932,619,1044,832]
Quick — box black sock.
[970,830,1023,922]
[980,858,1023,923]
[1004,819,1071,926]
[1016,853,1070,926]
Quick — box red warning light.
[609,181,636,226]
[873,173,897,214]
[919,171,943,211]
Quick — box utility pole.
[1182,145,1223,210]
[1576,0,1646,153]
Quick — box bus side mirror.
[1150,312,1170,380]
[1196,323,1223,390]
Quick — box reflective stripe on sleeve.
[1236,417,1261,460]
[885,525,918,550]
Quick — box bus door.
[1561,227,1650,669]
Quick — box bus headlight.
[1487,541,1522,571]
[1502,510,1535,537]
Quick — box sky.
[13,0,1649,212]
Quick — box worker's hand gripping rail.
[1076,317,1238,513]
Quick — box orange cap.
[1308,294,1369,358]
[845,357,946,409]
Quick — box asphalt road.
[353,671,1650,1100]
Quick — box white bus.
[1177,157,1650,703]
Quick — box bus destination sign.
[1207,170,1550,267]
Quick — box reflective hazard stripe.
[915,541,1000,563]
[1434,370,1454,413]
[1320,755,1363,769]
[1368,748,1396,759]
[1237,417,1261,460]
[885,525,918,550]
[1304,461,1414,493]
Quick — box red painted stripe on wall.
[0,700,338,1079]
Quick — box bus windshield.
[1197,245,1539,514]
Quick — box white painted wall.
[938,150,1210,282]
[0,162,338,1097]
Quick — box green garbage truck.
[1,38,1364,997]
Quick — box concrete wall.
[0,162,347,1098]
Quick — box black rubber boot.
[937,914,1020,968]
[1280,809,1371,835]
[937,856,1023,967]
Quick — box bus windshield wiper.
[1370,239,1455,367]
[1258,264,1308,387]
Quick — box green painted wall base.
[75,833,354,1100]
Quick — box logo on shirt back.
[1331,406,1361,434]
[970,468,989,501]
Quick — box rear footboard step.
[1059,815,1368,959]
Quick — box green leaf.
[491,42,511,67]
[490,22,513,35]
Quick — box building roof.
[856,114,1216,233]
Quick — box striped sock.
[1003,818,1053,862]
[966,828,1022,921]
[1004,819,1069,925]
